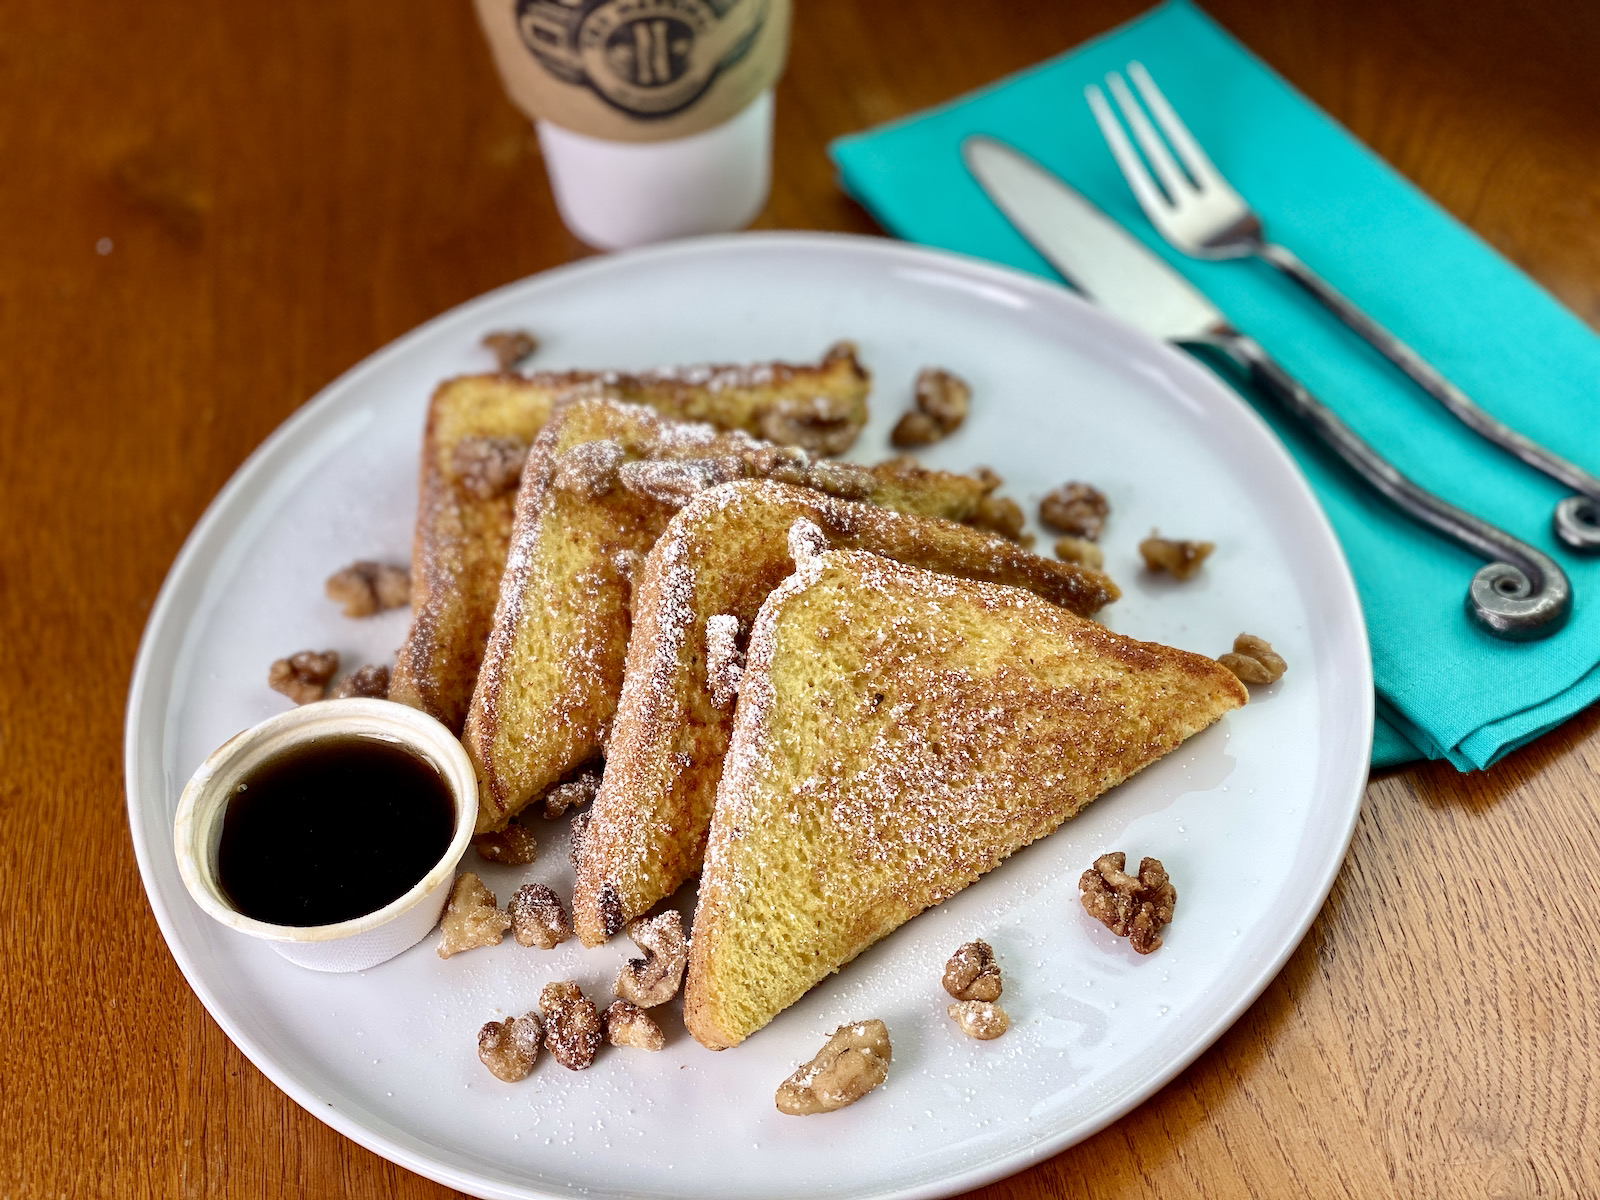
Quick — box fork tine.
[1125,62,1228,192]
[1104,70,1192,203]
[1085,83,1173,222]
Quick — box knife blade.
[962,136,1228,344]
[960,133,1570,640]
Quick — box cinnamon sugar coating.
[572,481,1118,948]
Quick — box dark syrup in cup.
[216,735,455,927]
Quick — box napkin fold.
[830,0,1600,771]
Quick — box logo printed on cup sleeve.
[515,0,769,119]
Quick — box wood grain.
[2,1,1597,1196]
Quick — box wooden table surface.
[5,1,1598,1196]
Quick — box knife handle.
[1258,241,1600,554]
[1216,332,1571,641]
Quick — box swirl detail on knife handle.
[1212,333,1571,641]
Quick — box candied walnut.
[437,872,511,958]
[615,910,688,1007]
[942,940,1002,1002]
[1039,483,1109,540]
[568,810,591,871]
[802,459,876,501]
[603,1000,665,1051]
[915,368,971,431]
[551,439,626,498]
[775,1020,892,1116]
[705,614,745,709]
[268,650,338,705]
[757,393,860,456]
[331,663,390,699]
[1053,536,1105,571]
[618,457,744,506]
[740,443,813,488]
[971,494,1034,547]
[325,561,412,617]
[477,1012,543,1082]
[541,765,601,820]
[596,882,625,938]
[972,466,1003,495]
[1080,852,1177,955]
[509,882,571,948]
[540,981,602,1070]
[890,409,943,448]
[473,823,538,865]
[482,329,538,371]
[1218,633,1287,686]
[453,435,530,500]
[947,1000,1010,1040]
[1139,532,1214,580]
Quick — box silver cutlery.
[1087,61,1600,554]
[963,135,1571,640]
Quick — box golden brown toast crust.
[389,346,872,731]
[461,403,1001,834]
[682,545,1247,1049]
[572,480,1120,946]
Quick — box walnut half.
[473,823,538,866]
[614,911,688,1008]
[477,1012,543,1081]
[603,1000,665,1051]
[1218,633,1287,685]
[268,650,338,705]
[948,1000,1010,1040]
[541,981,602,1070]
[775,1020,892,1115]
[942,940,1002,1002]
[1139,532,1214,580]
[332,663,390,699]
[325,561,411,617]
[509,882,571,949]
[437,873,511,958]
[1080,853,1176,955]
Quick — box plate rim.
[124,230,1373,1200]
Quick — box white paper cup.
[172,699,476,973]
[538,88,774,250]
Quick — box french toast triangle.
[461,399,992,833]
[682,527,1248,1050]
[572,480,1121,946]
[390,343,871,732]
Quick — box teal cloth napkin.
[830,0,1600,771]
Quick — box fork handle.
[1256,241,1600,553]
[1209,332,1571,640]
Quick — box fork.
[1087,61,1600,554]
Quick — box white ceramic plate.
[126,233,1372,1200]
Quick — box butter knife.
[963,135,1569,640]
